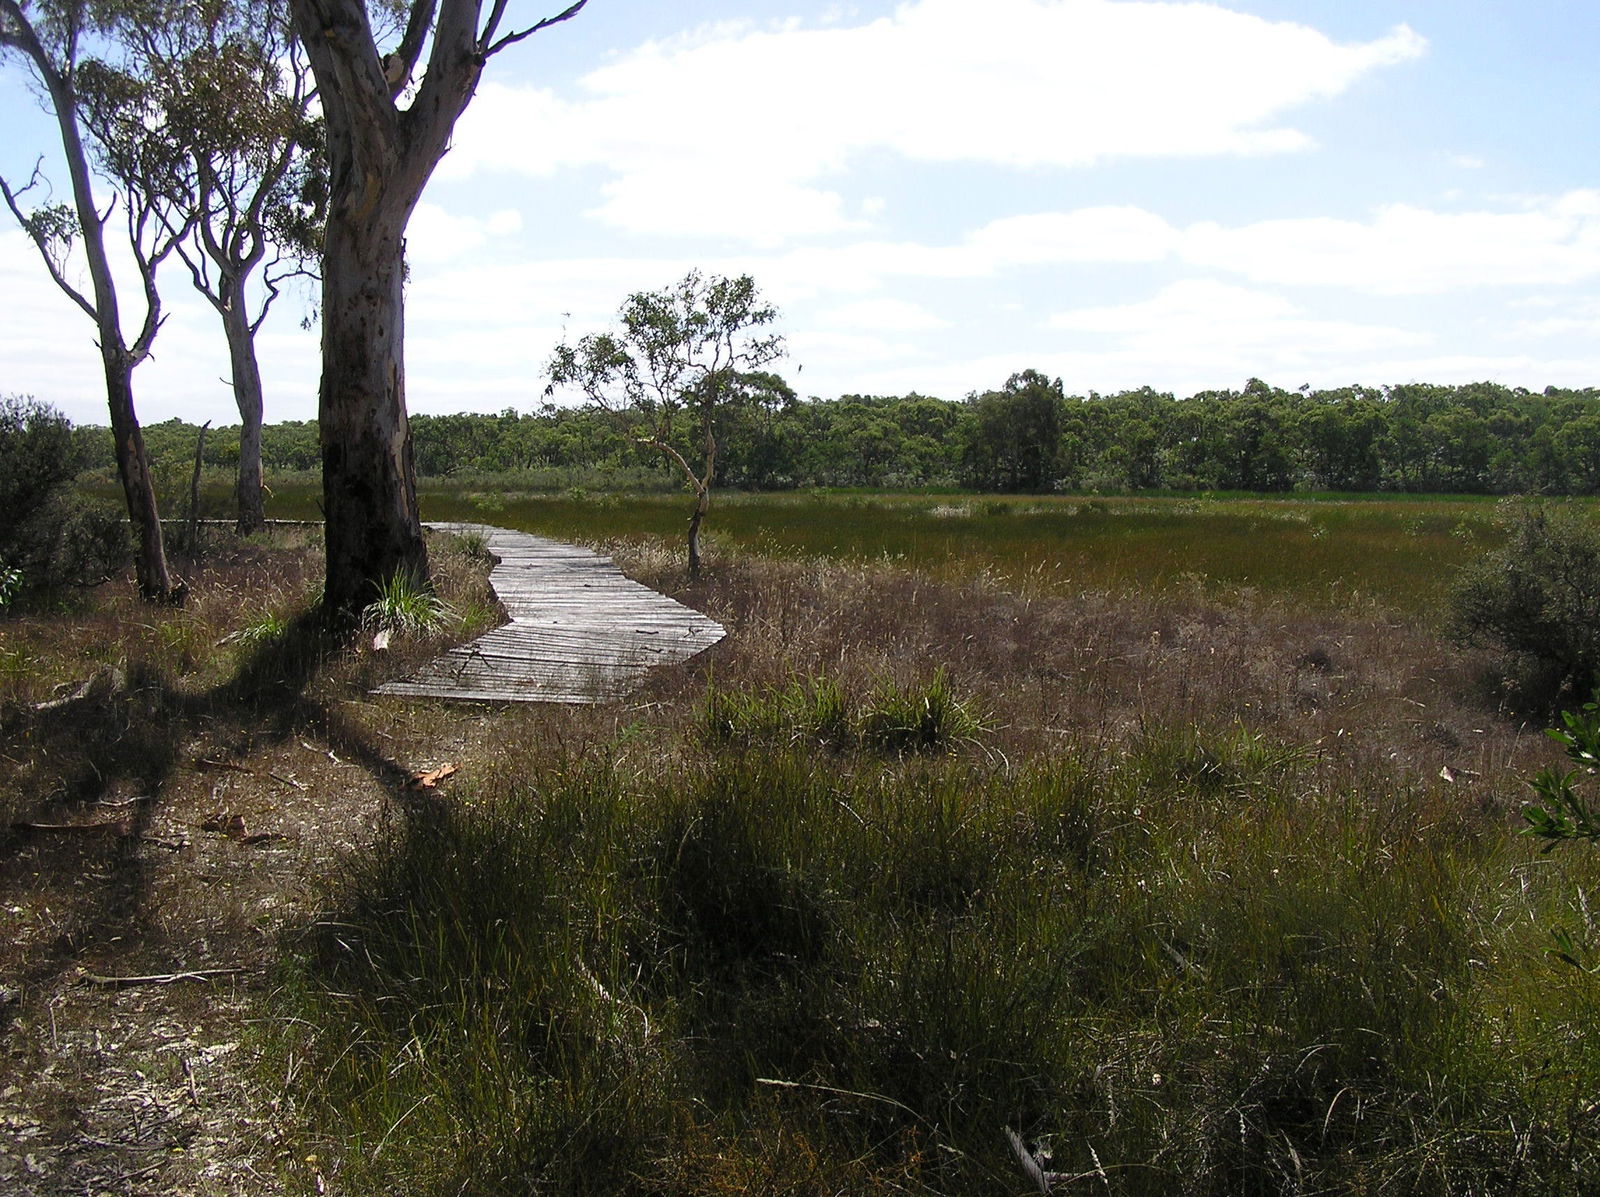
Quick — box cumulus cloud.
[443,0,1424,243]
[1048,279,1430,369]
[407,204,526,263]
[755,191,1600,297]
[815,297,950,331]
[1182,192,1600,293]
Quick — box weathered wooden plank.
[372,523,725,704]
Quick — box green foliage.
[701,669,986,754]
[1449,503,1600,690]
[0,394,127,596]
[1524,692,1600,848]
[962,368,1063,491]
[546,271,785,471]
[361,570,457,638]
[67,379,1600,497]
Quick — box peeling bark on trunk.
[687,486,709,578]
[219,276,267,535]
[316,203,427,619]
[104,358,178,601]
[289,0,586,622]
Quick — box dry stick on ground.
[80,967,246,988]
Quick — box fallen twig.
[14,819,131,836]
[81,967,244,988]
[194,757,254,775]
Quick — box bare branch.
[0,167,97,320]
[387,0,437,97]
[483,0,588,58]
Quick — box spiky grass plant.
[699,669,984,754]
[361,569,457,639]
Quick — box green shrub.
[1449,502,1600,692]
[1523,691,1600,849]
[0,395,127,598]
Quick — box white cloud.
[407,203,526,263]
[815,297,949,332]
[1049,279,1429,368]
[443,0,1424,243]
[968,207,1182,265]
[771,191,1600,297]
[1182,192,1600,292]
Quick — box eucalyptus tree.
[0,0,184,600]
[288,0,586,623]
[81,0,324,533]
[548,271,786,576]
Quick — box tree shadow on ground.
[0,606,419,996]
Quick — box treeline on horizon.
[69,372,1600,495]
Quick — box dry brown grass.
[615,540,1548,807]
[0,522,1579,1196]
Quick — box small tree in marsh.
[548,271,785,576]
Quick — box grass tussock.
[268,532,1600,1196]
[699,667,987,754]
[277,733,1600,1195]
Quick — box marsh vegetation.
[3,489,1598,1194]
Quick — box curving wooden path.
[372,523,725,704]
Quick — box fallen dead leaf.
[405,762,459,790]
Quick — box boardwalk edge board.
[372,522,726,705]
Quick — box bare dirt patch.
[0,534,495,1196]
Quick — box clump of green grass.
[230,609,289,647]
[700,668,985,754]
[361,570,458,639]
[451,528,493,563]
[858,667,988,752]
[271,703,1600,1195]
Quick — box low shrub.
[0,395,128,600]
[1449,501,1600,695]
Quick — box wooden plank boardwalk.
[372,523,725,704]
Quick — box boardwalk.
[373,523,725,704]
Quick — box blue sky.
[3,0,1599,426]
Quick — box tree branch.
[0,167,97,320]
[483,0,588,58]
[387,0,437,97]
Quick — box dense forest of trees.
[72,372,1600,496]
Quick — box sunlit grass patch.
[272,714,1600,1194]
[699,668,985,755]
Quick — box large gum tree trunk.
[219,275,267,535]
[290,0,587,623]
[316,201,427,620]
